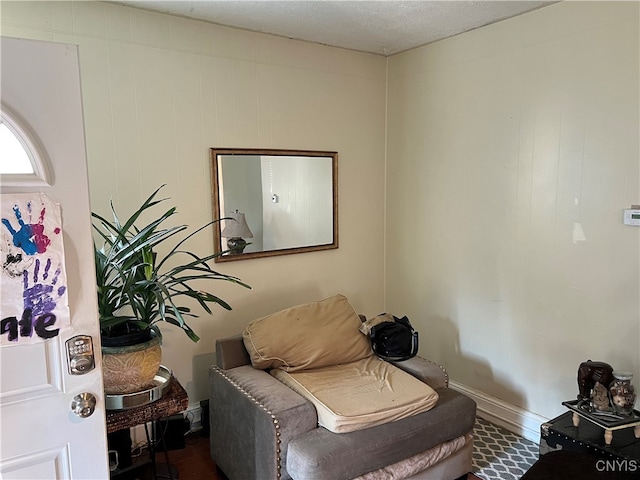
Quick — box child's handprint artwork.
[1,193,70,345]
[2,201,58,255]
[23,257,66,318]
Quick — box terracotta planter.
[101,335,161,395]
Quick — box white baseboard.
[450,380,549,444]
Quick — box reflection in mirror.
[210,148,338,262]
[221,210,253,255]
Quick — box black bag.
[369,315,418,361]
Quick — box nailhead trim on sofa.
[213,366,283,479]
[426,358,449,387]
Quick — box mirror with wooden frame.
[210,148,338,262]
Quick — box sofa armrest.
[390,356,449,390]
[210,365,318,480]
[215,334,251,370]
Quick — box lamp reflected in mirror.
[210,148,338,262]
[221,211,253,254]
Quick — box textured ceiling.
[112,1,556,56]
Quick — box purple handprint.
[23,258,66,317]
[2,202,55,256]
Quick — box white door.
[0,37,109,479]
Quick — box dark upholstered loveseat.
[209,297,477,479]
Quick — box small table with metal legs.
[106,376,189,479]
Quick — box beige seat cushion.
[243,294,372,371]
[272,356,439,433]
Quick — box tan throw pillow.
[243,294,373,371]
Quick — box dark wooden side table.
[106,376,189,479]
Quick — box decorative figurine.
[591,382,611,411]
[577,360,614,402]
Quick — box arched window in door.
[0,104,52,187]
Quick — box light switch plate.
[623,209,640,226]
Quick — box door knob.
[71,392,97,418]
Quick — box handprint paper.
[1,193,70,345]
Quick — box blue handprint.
[2,203,52,256]
[23,258,66,317]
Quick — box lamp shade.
[221,212,253,238]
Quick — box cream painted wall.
[1,1,387,405]
[386,1,639,420]
[3,0,638,426]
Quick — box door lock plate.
[65,335,95,375]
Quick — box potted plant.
[93,186,250,394]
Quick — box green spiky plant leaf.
[93,185,250,343]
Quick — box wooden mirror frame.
[210,148,338,262]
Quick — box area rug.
[472,417,539,480]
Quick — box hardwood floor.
[164,433,220,479]
[143,433,481,479]
[116,432,221,480]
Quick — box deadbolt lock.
[65,335,95,375]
